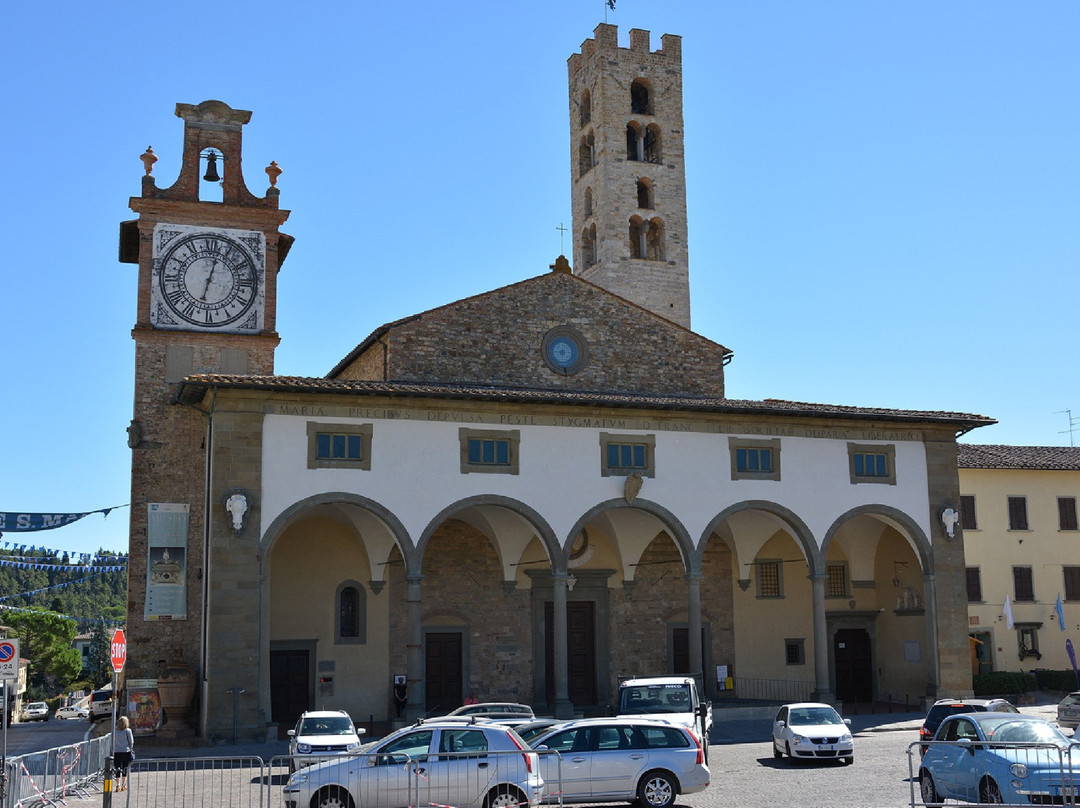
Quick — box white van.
[90,688,113,720]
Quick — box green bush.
[1033,669,1080,692]
[972,671,1036,697]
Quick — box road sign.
[0,639,18,681]
[110,629,127,674]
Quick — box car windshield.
[299,716,355,736]
[789,707,842,726]
[986,720,1069,745]
[619,684,691,714]
[1062,694,1080,707]
[29,703,45,710]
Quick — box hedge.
[972,671,1036,696]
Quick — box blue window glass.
[468,438,510,466]
[317,432,363,461]
[608,443,647,470]
[317,433,331,458]
[736,448,773,473]
[854,453,886,477]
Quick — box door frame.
[422,626,469,714]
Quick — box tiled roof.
[958,444,1080,470]
[176,374,994,429]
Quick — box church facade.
[120,25,992,742]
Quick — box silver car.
[283,721,543,808]
[530,717,710,808]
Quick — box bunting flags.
[1003,594,1015,630]
[1058,593,1067,632]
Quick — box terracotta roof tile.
[958,444,1080,470]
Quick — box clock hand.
[199,258,219,301]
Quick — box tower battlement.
[568,24,681,76]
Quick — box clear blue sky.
[1,2,1077,557]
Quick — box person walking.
[113,715,135,791]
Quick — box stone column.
[811,573,834,702]
[552,572,573,719]
[687,571,704,685]
[923,572,941,698]
[405,573,424,721]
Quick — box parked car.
[528,717,709,808]
[771,703,853,764]
[283,721,542,808]
[287,710,365,772]
[55,705,89,720]
[616,676,712,744]
[1057,690,1080,730]
[919,712,1076,804]
[918,697,1018,753]
[447,703,536,720]
[20,702,49,722]
[509,719,563,745]
[90,688,114,721]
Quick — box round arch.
[821,504,932,574]
[696,500,821,574]
[566,497,695,575]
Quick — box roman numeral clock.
[150,224,266,332]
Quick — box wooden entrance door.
[425,632,463,715]
[833,628,873,702]
[270,648,310,727]
[545,601,597,706]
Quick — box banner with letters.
[145,503,189,621]
[0,507,121,534]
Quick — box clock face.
[151,225,265,333]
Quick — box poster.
[145,503,189,620]
[126,679,163,736]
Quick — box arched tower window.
[626,122,642,162]
[584,187,593,218]
[335,580,367,644]
[647,218,665,261]
[582,225,597,267]
[629,216,646,260]
[630,79,652,115]
[579,131,596,177]
[580,89,592,127]
[636,179,654,209]
[644,124,662,163]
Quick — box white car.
[530,717,709,808]
[287,710,365,772]
[1058,691,1080,730]
[55,705,89,720]
[20,702,49,722]
[283,721,542,808]
[771,703,853,764]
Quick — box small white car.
[1058,691,1080,730]
[772,702,853,764]
[287,710,365,772]
[55,705,89,720]
[20,702,49,722]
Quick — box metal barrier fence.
[125,756,269,808]
[5,735,111,808]
[730,677,814,703]
[908,738,1080,807]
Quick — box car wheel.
[979,778,1003,804]
[785,742,794,761]
[919,770,941,806]
[773,741,782,759]
[485,786,526,808]
[314,785,354,808]
[637,770,677,808]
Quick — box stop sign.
[110,629,127,674]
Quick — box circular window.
[542,326,589,375]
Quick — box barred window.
[826,563,849,598]
[756,560,782,598]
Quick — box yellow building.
[959,444,1080,675]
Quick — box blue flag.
[1058,594,1067,632]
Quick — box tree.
[86,622,113,688]
[4,609,82,697]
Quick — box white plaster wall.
[260,411,933,552]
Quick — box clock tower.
[119,100,291,736]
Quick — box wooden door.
[545,601,597,706]
[833,628,872,702]
[425,632,463,715]
[270,648,310,727]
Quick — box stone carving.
[225,491,248,535]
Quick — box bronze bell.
[202,151,221,183]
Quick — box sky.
[1,1,1077,558]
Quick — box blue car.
[919,712,1079,804]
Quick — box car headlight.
[287,772,309,786]
[296,743,312,754]
[1010,763,1029,778]
[347,742,360,751]
[791,734,806,743]
[840,733,852,743]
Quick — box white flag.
[1003,594,1015,630]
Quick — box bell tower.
[568,25,691,328]
[118,101,292,736]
